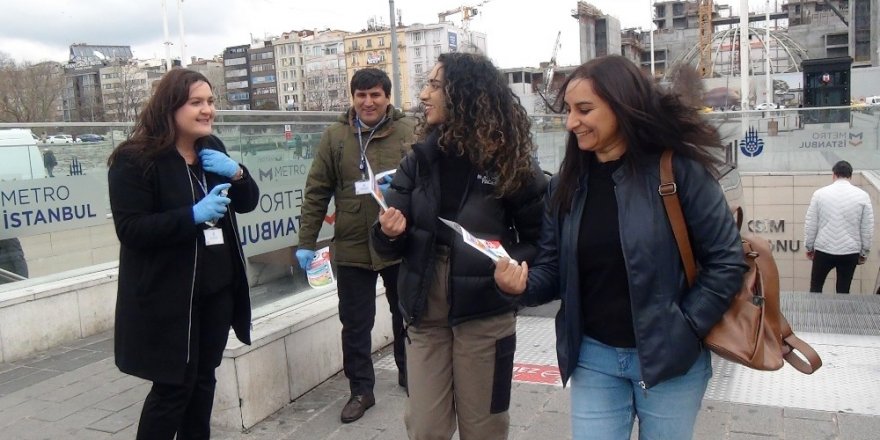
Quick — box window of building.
[415,63,423,75]
[367,39,372,48]
[379,37,385,46]
[413,32,422,43]
[414,47,421,58]
[351,40,359,50]
[225,68,247,78]
[224,57,246,66]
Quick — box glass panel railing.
[1,108,877,312]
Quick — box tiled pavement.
[1,295,880,439]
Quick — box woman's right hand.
[494,257,528,295]
[379,207,407,239]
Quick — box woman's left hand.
[494,257,528,295]
[199,149,240,178]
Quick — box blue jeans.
[570,336,711,440]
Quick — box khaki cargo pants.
[404,247,517,440]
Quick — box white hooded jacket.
[804,179,874,256]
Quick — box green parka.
[298,106,416,270]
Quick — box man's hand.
[858,255,867,265]
[295,249,316,270]
[494,257,528,295]
[806,250,815,261]
[379,207,406,239]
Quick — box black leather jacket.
[522,153,746,388]
[371,131,547,327]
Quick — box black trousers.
[810,251,860,294]
[136,288,234,440]
[336,264,405,395]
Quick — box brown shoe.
[340,394,375,423]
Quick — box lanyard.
[356,115,386,176]
[188,166,224,227]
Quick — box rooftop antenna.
[178,0,187,67]
[161,0,173,72]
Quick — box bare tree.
[0,54,63,122]
[304,62,348,111]
[668,62,705,109]
[105,64,150,122]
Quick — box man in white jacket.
[805,161,874,293]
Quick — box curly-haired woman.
[371,52,547,439]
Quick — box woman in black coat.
[107,68,258,439]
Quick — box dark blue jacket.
[372,131,547,326]
[522,153,746,388]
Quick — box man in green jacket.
[296,68,415,423]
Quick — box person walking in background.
[373,52,547,440]
[494,55,746,440]
[297,68,415,424]
[107,68,259,439]
[805,160,874,294]
[0,238,28,282]
[42,148,57,177]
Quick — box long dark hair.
[107,68,212,167]
[550,55,723,214]
[423,52,535,197]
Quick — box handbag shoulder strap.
[660,150,697,287]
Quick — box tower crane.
[544,31,562,96]
[437,1,491,29]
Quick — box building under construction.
[573,0,879,80]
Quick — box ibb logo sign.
[739,126,764,157]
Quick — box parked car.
[755,102,781,111]
[45,134,78,144]
[78,133,105,143]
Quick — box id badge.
[354,180,372,195]
[204,228,224,246]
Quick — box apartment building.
[405,22,487,110]
[98,63,163,122]
[249,41,279,110]
[303,30,349,111]
[223,45,251,110]
[274,30,310,111]
[344,25,411,108]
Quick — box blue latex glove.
[296,249,316,270]
[376,174,392,196]
[192,183,232,224]
[199,149,240,178]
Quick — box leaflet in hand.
[306,246,335,288]
[364,161,391,211]
[439,218,517,265]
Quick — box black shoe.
[398,370,407,390]
[340,394,375,423]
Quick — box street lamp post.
[649,0,655,79]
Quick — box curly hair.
[422,52,536,197]
[548,55,724,214]
[107,68,212,168]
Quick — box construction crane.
[544,31,562,96]
[697,0,714,78]
[438,1,490,29]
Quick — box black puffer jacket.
[522,153,747,388]
[371,131,547,326]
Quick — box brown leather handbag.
[659,150,822,374]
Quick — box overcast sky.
[2,0,773,69]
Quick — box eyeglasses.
[424,79,443,91]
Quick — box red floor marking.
[513,362,562,386]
